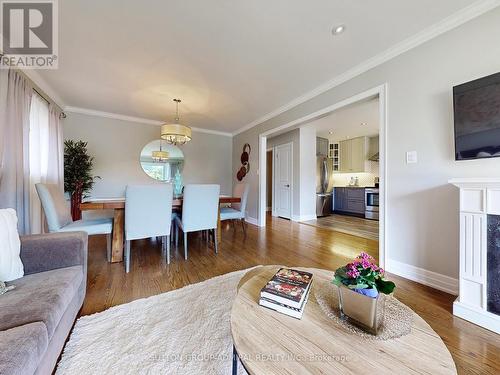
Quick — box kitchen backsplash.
[329,161,379,187]
[330,173,378,187]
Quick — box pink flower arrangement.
[344,252,384,279]
[333,252,395,295]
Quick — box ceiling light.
[152,139,169,162]
[329,131,333,135]
[332,24,346,35]
[152,150,169,163]
[361,122,367,126]
[160,98,192,145]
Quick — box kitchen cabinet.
[329,143,340,172]
[334,187,365,216]
[316,137,329,157]
[334,187,347,211]
[339,137,369,172]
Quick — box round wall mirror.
[140,140,184,182]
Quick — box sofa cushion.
[0,322,48,375]
[0,266,83,339]
[0,208,24,282]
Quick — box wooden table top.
[80,196,240,210]
[231,266,457,375]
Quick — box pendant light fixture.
[152,139,169,162]
[160,98,192,145]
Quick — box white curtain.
[28,95,64,234]
[29,93,50,234]
[47,104,64,190]
[0,70,33,234]
[0,69,64,234]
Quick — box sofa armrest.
[20,232,88,275]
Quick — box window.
[141,162,172,181]
[29,92,50,233]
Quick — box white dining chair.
[175,184,220,260]
[220,183,249,233]
[124,184,173,272]
[35,183,113,259]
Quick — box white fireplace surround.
[450,178,500,334]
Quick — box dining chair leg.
[166,234,171,264]
[214,229,218,254]
[161,236,166,257]
[241,219,246,235]
[183,232,188,260]
[175,224,179,247]
[125,240,131,273]
[106,233,111,262]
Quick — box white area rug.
[57,269,252,374]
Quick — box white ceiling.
[37,0,480,133]
[314,97,380,141]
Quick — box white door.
[274,143,292,219]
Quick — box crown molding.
[190,126,233,137]
[64,106,233,137]
[232,0,500,136]
[21,69,66,109]
[65,106,163,125]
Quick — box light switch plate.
[406,151,418,164]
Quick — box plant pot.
[338,285,386,334]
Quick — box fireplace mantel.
[450,178,500,334]
[450,177,500,188]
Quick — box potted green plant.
[64,140,99,220]
[333,252,395,334]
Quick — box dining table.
[80,196,241,263]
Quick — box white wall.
[299,126,317,220]
[232,8,500,282]
[64,112,233,198]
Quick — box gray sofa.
[0,232,88,375]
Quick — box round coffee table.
[230,266,457,374]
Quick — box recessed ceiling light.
[332,24,346,35]
[361,122,367,126]
[329,131,333,135]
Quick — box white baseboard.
[386,259,458,295]
[245,216,260,226]
[453,300,500,334]
[291,214,317,222]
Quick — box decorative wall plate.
[237,144,251,181]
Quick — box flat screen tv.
[453,72,500,161]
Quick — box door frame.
[266,148,274,213]
[272,141,293,219]
[258,83,388,268]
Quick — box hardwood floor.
[82,215,499,374]
[302,213,379,240]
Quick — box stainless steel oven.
[365,188,379,220]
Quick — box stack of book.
[259,268,313,319]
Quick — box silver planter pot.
[338,285,386,334]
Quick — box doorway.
[258,84,387,268]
